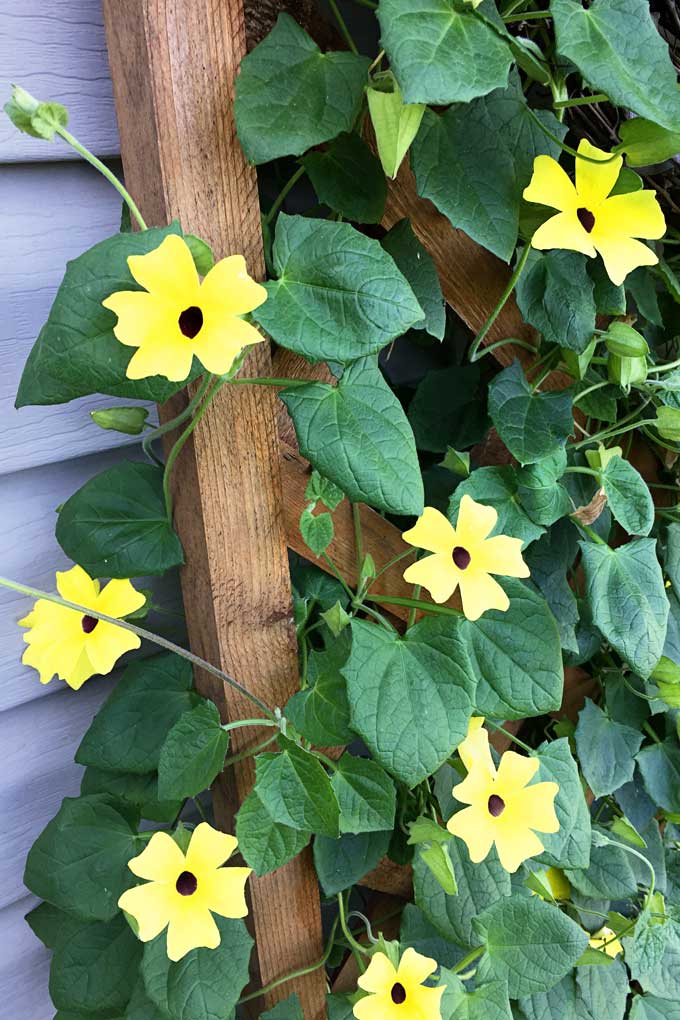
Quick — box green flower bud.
[656,406,680,441]
[604,321,650,359]
[4,83,68,141]
[90,406,150,436]
[608,353,647,392]
[367,72,425,179]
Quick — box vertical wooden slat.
[101,3,325,1015]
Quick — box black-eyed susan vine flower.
[589,926,623,958]
[401,496,529,621]
[353,947,445,1020]
[447,718,559,874]
[102,234,267,382]
[19,564,144,690]
[118,823,251,961]
[523,138,665,286]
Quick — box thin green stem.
[452,945,485,974]
[356,602,396,632]
[643,721,662,744]
[474,336,538,360]
[57,126,147,230]
[312,749,340,772]
[352,503,364,578]
[485,719,533,754]
[649,356,680,375]
[607,839,655,901]
[352,0,378,7]
[503,8,552,20]
[337,893,370,963]
[365,593,462,617]
[553,92,609,109]
[263,165,306,226]
[524,105,620,164]
[0,576,276,719]
[468,245,531,362]
[565,466,601,478]
[321,552,356,602]
[571,521,606,545]
[163,377,226,520]
[407,584,421,629]
[573,380,611,406]
[229,376,310,389]
[142,373,213,463]
[193,797,208,822]
[570,399,653,449]
[238,916,340,1005]
[221,718,280,733]
[369,548,415,584]
[222,732,279,768]
[328,0,359,53]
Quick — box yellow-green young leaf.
[321,600,351,637]
[157,700,229,800]
[382,218,446,339]
[236,789,311,877]
[611,816,647,848]
[408,816,452,846]
[167,918,253,1020]
[305,470,344,511]
[367,72,425,178]
[313,830,392,896]
[488,361,574,466]
[601,455,654,536]
[378,0,513,105]
[332,753,397,834]
[300,507,334,556]
[619,117,680,167]
[604,321,650,358]
[475,895,588,997]
[50,914,142,1014]
[419,843,458,895]
[282,358,424,516]
[440,972,512,1020]
[56,461,184,578]
[552,0,680,132]
[90,405,150,435]
[233,14,370,164]
[575,698,643,798]
[254,736,340,837]
[302,132,387,224]
[255,215,423,363]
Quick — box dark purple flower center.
[176,870,198,896]
[178,305,204,339]
[81,614,98,634]
[577,207,595,233]
[452,546,471,570]
[488,794,506,817]
[391,983,407,1005]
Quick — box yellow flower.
[523,138,665,286]
[353,948,445,1020]
[447,717,559,873]
[401,497,529,621]
[589,926,623,958]
[19,565,144,690]
[118,823,251,961]
[102,234,267,382]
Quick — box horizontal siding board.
[0,893,51,1020]
[0,0,119,162]
[0,159,155,476]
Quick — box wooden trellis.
[101,2,578,1016]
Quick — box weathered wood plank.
[101,3,325,1014]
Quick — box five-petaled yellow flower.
[118,823,251,961]
[401,497,529,621]
[447,718,559,873]
[589,926,623,958]
[523,138,665,286]
[353,948,445,1020]
[103,234,267,382]
[19,564,144,690]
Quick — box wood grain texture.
[101,3,325,1014]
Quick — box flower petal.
[128,830,186,882]
[192,317,265,376]
[494,825,545,873]
[402,506,456,556]
[403,553,459,605]
[166,906,221,961]
[185,823,238,873]
[202,866,251,919]
[593,234,658,286]
[523,155,577,212]
[357,951,397,994]
[96,578,146,619]
[85,620,141,676]
[102,291,168,348]
[125,338,194,383]
[200,254,268,315]
[458,570,509,621]
[397,946,438,987]
[63,648,98,691]
[531,211,597,258]
[575,139,623,207]
[454,494,498,546]
[495,750,540,794]
[118,882,174,942]
[512,781,560,834]
[475,535,529,578]
[56,565,99,607]
[447,804,496,863]
[127,234,199,300]
[597,190,666,240]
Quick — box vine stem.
[524,104,620,165]
[484,719,534,754]
[222,732,279,769]
[337,892,369,966]
[230,376,310,388]
[365,593,462,617]
[264,165,306,226]
[237,915,340,1005]
[503,8,552,20]
[352,503,364,578]
[163,376,227,520]
[474,336,538,360]
[553,92,609,109]
[451,945,484,974]
[142,373,213,464]
[328,0,359,54]
[468,245,531,362]
[56,125,147,230]
[0,575,276,720]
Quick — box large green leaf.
[410,79,566,262]
[475,895,589,998]
[166,917,252,1020]
[636,739,680,813]
[24,795,139,921]
[575,698,643,798]
[619,118,680,168]
[408,364,487,454]
[332,753,397,834]
[440,973,513,1020]
[256,214,423,362]
[302,133,387,224]
[400,903,467,970]
[460,579,563,720]
[261,995,304,1020]
[158,700,229,800]
[534,738,591,870]
[630,993,680,1020]
[313,830,392,895]
[50,914,142,1014]
[515,250,596,354]
[378,0,513,104]
[56,461,184,578]
[566,830,638,899]
[601,456,654,536]
[16,224,195,407]
[126,977,167,1020]
[76,655,200,774]
[254,737,340,837]
[281,357,423,515]
[488,361,574,466]
[341,616,477,787]
[525,520,579,653]
[81,767,182,824]
[382,218,446,339]
[449,466,544,548]
[552,0,680,132]
[235,789,310,877]
[580,538,668,677]
[234,14,370,164]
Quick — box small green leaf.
[185,234,214,275]
[254,737,340,837]
[320,600,351,637]
[286,641,354,747]
[56,461,184,578]
[488,361,574,466]
[158,700,229,800]
[575,698,643,798]
[440,972,513,1020]
[515,250,596,354]
[4,84,68,140]
[256,215,423,363]
[234,14,370,164]
[601,455,654,536]
[630,993,680,1020]
[282,357,424,516]
[305,470,345,511]
[313,830,391,895]
[381,218,446,339]
[656,406,680,442]
[637,739,680,813]
[366,71,425,178]
[50,914,142,1014]
[166,917,253,1020]
[236,789,311,877]
[302,132,387,224]
[332,753,397,834]
[300,507,334,556]
[619,117,680,167]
